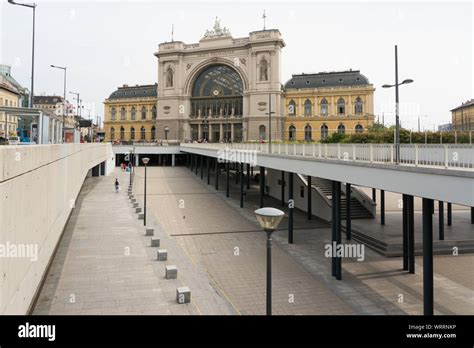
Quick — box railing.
[180,143,474,170]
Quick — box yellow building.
[283,70,375,141]
[0,75,21,138]
[451,99,473,131]
[103,84,158,142]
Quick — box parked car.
[7,136,20,145]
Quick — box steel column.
[422,198,434,315]
[215,158,219,190]
[331,181,337,277]
[381,190,385,225]
[226,161,230,198]
[346,183,351,240]
[207,157,210,185]
[447,202,452,226]
[247,163,250,189]
[408,195,415,274]
[288,172,294,244]
[281,171,285,207]
[402,194,408,270]
[260,167,265,208]
[335,181,342,280]
[439,201,444,240]
[307,176,312,220]
[240,163,244,208]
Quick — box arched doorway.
[190,64,244,142]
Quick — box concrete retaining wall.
[0,143,114,314]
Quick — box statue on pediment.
[202,17,231,39]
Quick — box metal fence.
[180,143,474,170]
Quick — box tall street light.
[265,94,275,152]
[142,157,150,226]
[382,45,413,164]
[69,91,80,128]
[255,207,284,315]
[50,65,67,106]
[8,0,37,108]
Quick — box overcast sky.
[1,0,472,130]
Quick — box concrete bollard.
[151,237,160,247]
[165,265,178,279]
[131,198,137,203]
[135,207,142,213]
[176,286,191,304]
[145,228,154,236]
[157,249,168,261]
[138,213,144,220]
[132,202,139,208]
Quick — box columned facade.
[154,19,285,142]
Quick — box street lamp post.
[265,94,275,152]
[142,157,150,226]
[69,91,80,128]
[51,65,67,141]
[8,0,36,108]
[254,207,285,315]
[382,45,413,164]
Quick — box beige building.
[283,70,375,141]
[33,95,76,129]
[154,19,285,142]
[451,99,473,131]
[103,84,158,142]
[0,75,21,137]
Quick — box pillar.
[335,181,342,280]
[331,181,337,277]
[402,194,408,270]
[372,188,376,203]
[439,201,444,240]
[172,154,175,167]
[240,163,244,208]
[307,176,312,220]
[380,190,385,225]
[471,207,474,224]
[288,172,294,244]
[408,195,415,274]
[226,161,230,198]
[422,198,434,315]
[346,183,351,240]
[447,203,452,226]
[200,155,203,180]
[260,167,265,208]
[281,171,285,207]
[246,164,250,189]
[215,158,219,190]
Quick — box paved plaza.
[33,166,474,315]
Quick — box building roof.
[0,76,21,95]
[33,95,64,105]
[451,99,474,112]
[284,70,370,89]
[108,84,157,100]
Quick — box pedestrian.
[114,179,120,193]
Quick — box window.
[321,124,328,140]
[111,107,116,120]
[141,126,146,140]
[337,98,345,115]
[304,124,312,141]
[120,127,125,140]
[151,126,156,140]
[152,106,157,119]
[120,107,126,120]
[141,106,147,120]
[355,124,364,133]
[354,97,363,115]
[288,100,296,116]
[289,125,296,141]
[338,124,345,135]
[130,127,135,140]
[320,98,328,116]
[131,107,136,120]
[259,125,266,141]
[110,127,115,141]
[304,99,312,116]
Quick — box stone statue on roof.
[202,17,231,39]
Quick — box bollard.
[135,207,142,213]
[157,249,168,261]
[176,287,191,304]
[138,213,144,220]
[132,202,139,208]
[151,237,160,247]
[165,265,178,279]
[145,228,154,236]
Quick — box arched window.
[355,124,364,133]
[120,107,126,120]
[289,125,296,141]
[111,107,116,120]
[110,127,115,141]
[304,99,312,116]
[130,107,136,120]
[337,98,345,115]
[304,124,312,141]
[259,125,266,141]
[338,124,345,135]
[151,126,156,140]
[141,106,147,120]
[321,124,328,140]
[130,127,135,140]
[354,97,363,114]
[259,58,269,81]
[140,126,146,140]
[320,98,328,116]
[288,100,296,116]
[152,105,157,119]
[120,126,125,140]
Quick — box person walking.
[114,179,120,193]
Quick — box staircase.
[306,177,374,220]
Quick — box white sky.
[1,0,472,130]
